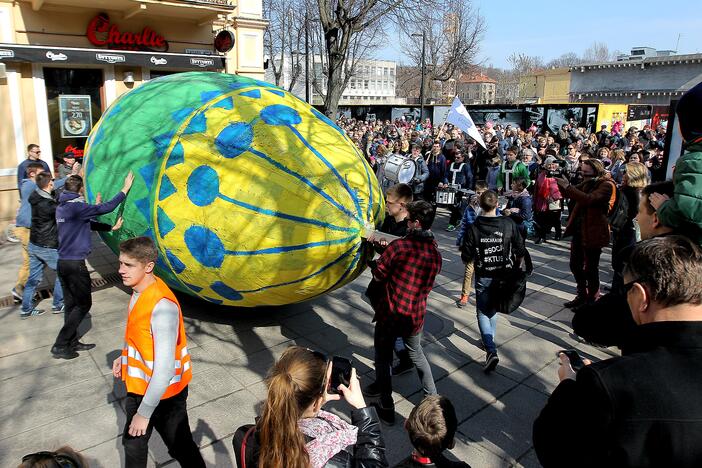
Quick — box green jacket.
[657,142,702,245]
[497,160,531,190]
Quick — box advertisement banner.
[58,95,92,138]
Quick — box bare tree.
[399,0,485,100]
[546,52,583,68]
[583,41,612,62]
[263,0,306,91]
[507,52,544,75]
[307,13,385,104]
[314,0,437,116]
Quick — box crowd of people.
[11,80,702,468]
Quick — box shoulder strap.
[241,426,256,468]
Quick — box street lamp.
[412,31,426,121]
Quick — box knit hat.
[676,80,702,143]
[544,156,557,165]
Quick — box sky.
[376,0,702,69]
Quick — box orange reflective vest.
[121,276,192,399]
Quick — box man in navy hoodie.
[51,172,134,359]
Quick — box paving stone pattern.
[0,212,618,467]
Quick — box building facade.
[569,53,702,105]
[265,55,398,105]
[0,0,266,233]
[518,67,570,104]
[456,73,496,105]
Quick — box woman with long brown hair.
[233,346,387,468]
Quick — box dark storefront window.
[150,70,180,80]
[44,68,103,165]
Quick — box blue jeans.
[22,243,63,312]
[475,276,497,354]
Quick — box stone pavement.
[0,209,618,467]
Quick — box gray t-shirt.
[128,293,179,419]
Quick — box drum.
[383,155,417,184]
[435,187,457,206]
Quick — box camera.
[546,169,564,178]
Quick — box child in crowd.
[455,181,488,308]
[649,80,702,246]
[503,177,534,240]
[393,395,470,468]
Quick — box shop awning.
[0,43,225,70]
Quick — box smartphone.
[557,349,584,371]
[328,356,353,394]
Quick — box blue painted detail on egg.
[166,249,186,273]
[183,112,207,135]
[158,174,177,201]
[157,206,176,237]
[166,142,184,168]
[240,89,261,99]
[187,166,219,206]
[210,281,243,300]
[213,97,234,110]
[260,104,302,126]
[215,122,253,158]
[184,225,225,268]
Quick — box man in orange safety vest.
[111,236,205,468]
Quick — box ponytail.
[257,347,326,468]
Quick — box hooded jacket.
[656,142,702,245]
[28,188,59,248]
[56,190,125,260]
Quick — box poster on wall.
[58,95,92,138]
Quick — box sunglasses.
[22,451,80,468]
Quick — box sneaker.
[362,381,382,397]
[446,224,456,232]
[370,402,396,425]
[11,287,23,303]
[71,341,96,351]
[456,294,468,308]
[564,296,586,309]
[51,304,65,314]
[391,361,414,376]
[20,308,45,320]
[483,352,499,373]
[51,346,79,360]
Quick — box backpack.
[607,184,629,232]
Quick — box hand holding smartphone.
[328,356,353,395]
[557,349,584,371]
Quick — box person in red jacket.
[112,236,204,468]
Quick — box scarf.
[299,410,358,468]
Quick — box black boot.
[51,346,79,360]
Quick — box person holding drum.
[445,150,474,232]
[408,144,430,200]
[497,146,531,193]
[424,142,448,203]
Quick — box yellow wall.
[540,69,571,104]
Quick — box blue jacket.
[16,159,50,193]
[446,162,473,189]
[506,192,533,224]
[56,190,125,260]
[16,179,37,227]
[425,152,448,186]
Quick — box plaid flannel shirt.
[371,230,442,336]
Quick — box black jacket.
[460,216,525,278]
[232,406,387,468]
[28,189,58,249]
[534,321,702,467]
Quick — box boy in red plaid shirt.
[363,200,442,425]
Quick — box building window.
[364,80,369,89]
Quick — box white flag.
[445,96,487,149]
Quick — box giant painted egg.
[84,72,383,307]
